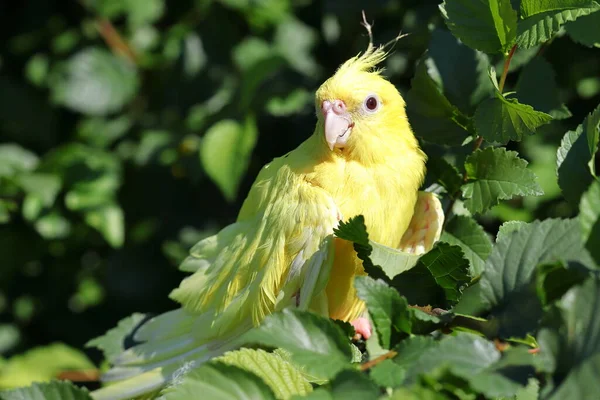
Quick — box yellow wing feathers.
[170,159,339,328]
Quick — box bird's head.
[315,46,418,162]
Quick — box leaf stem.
[360,349,398,371]
[96,18,137,64]
[498,45,517,93]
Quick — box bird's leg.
[350,317,372,340]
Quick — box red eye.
[365,96,378,111]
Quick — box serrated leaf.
[406,60,471,146]
[535,261,590,305]
[86,313,147,361]
[426,29,495,114]
[426,157,463,196]
[216,348,312,399]
[440,0,518,54]
[477,219,595,336]
[245,309,352,380]
[580,180,600,264]
[474,95,552,144]
[515,57,571,119]
[462,147,543,214]
[520,0,597,17]
[49,48,139,116]
[334,216,421,280]
[200,117,257,202]
[354,276,411,349]
[516,2,600,48]
[557,105,600,205]
[442,215,493,277]
[0,380,92,400]
[393,243,470,307]
[161,362,276,400]
[538,277,600,399]
[565,10,600,47]
[0,343,95,389]
[369,359,406,388]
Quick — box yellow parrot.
[91,45,443,400]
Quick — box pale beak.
[322,100,354,151]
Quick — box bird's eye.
[363,95,381,113]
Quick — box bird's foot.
[350,317,372,340]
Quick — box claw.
[350,317,372,340]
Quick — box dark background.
[0,0,598,386]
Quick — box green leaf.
[266,89,311,116]
[426,29,495,114]
[334,216,421,280]
[354,276,411,349]
[440,0,518,54]
[474,94,552,144]
[0,343,95,389]
[535,261,590,305]
[426,157,463,196]
[49,48,139,116]
[520,0,597,17]
[462,147,543,214]
[516,2,600,48]
[274,17,318,76]
[580,180,600,264]
[245,309,352,380]
[161,362,276,400]
[391,335,437,373]
[442,215,493,277]
[84,203,124,248]
[565,10,600,47]
[216,348,312,399]
[417,243,471,304]
[369,359,406,388]
[34,212,71,239]
[538,277,600,399]
[90,0,165,28]
[0,144,38,177]
[200,117,258,202]
[406,60,471,146]
[0,380,92,400]
[478,219,595,335]
[86,313,146,361]
[515,57,571,119]
[14,173,61,207]
[557,105,600,205]
[392,243,470,307]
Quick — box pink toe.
[351,317,372,340]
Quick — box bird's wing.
[92,159,339,400]
[398,191,444,255]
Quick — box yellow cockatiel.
[92,46,443,400]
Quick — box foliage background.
[0,0,599,391]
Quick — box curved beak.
[322,100,354,151]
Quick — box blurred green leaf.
[134,130,172,166]
[246,309,353,380]
[86,313,146,361]
[0,325,20,354]
[0,343,95,389]
[200,117,258,202]
[442,215,493,277]
[34,212,71,239]
[274,17,318,76]
[580,180,600,264]
[440,0,517,54]
[565,10,600,46]
[266,89,311,116]
[0,144,38,177]
[462,147,543,214]
[0,380,92,400]
[216,348,312,399]
[516,1,600,48]
[369,359,406,388]
[161,362,276,400]
[406,60,471,146]
[557,105,600,205]
[49,48,139,116]
[355,276,411,349]
[84,203,124,248]
[77,116,132,148]
[14,173,61,207]
[25,54,49,87]
[91,0,165,27]
[515,58,571,119]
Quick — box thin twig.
[360,350,398,371]
[361,10,374,52]
[96,18,137,64]
[498,45,517,93]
